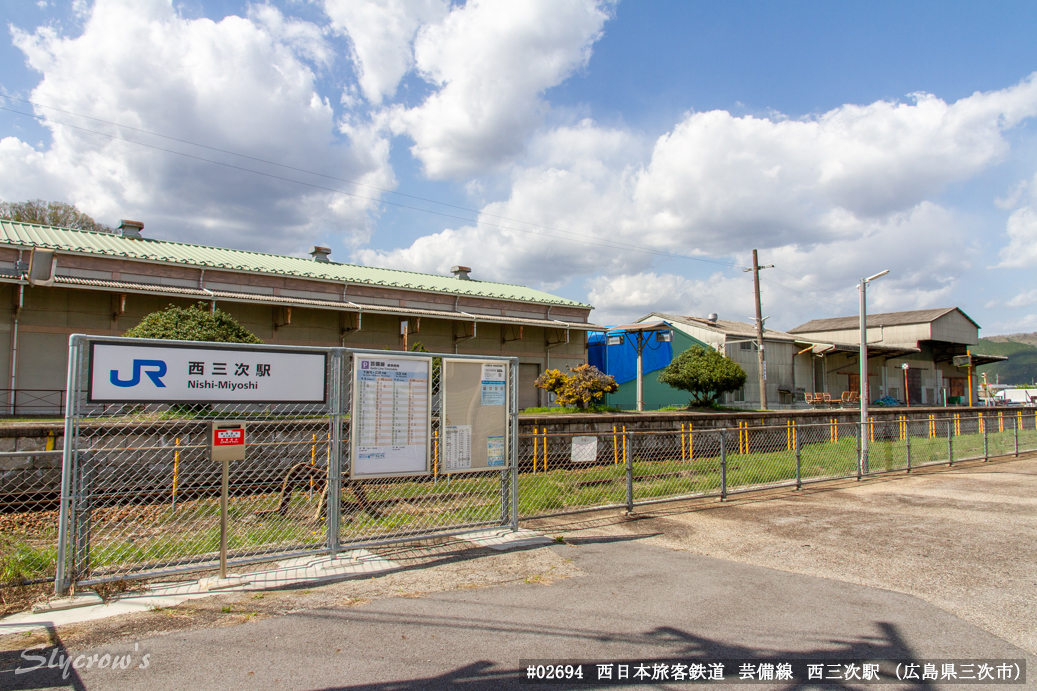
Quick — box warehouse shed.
[0,220,598,413]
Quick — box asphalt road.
[2,456,1033,690]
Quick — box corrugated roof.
[50,275,603,330]
[641,313,798,342]
[0,220,589,308]
[788,308,978,334]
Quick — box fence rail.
[1,338,1034,600]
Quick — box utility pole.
[745,250,773,410]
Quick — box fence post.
[983,417,989,462]
[1014,415,1019,457]
[794,428,801,490]
[625,430,634,513]
[326,350,344,558]
[857,421,863,480]
[947,419,953,466]
[720,430,728,501]
[55,336,81,595]
[905,419,911,472]
[509,357,519,530]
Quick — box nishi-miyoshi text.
[518,659,1026,684]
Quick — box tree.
[0,199,112,233]
[657,345,747,407]
[534,364,618,409]
[123,303,262,343]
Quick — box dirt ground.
[528,453,1037,656]
[1,453,1033,664]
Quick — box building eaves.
[643,312,797,342]
[54,276,605,331]
[0,220,591,309]
[788,307,977,334]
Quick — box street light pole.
[859,269,889,477]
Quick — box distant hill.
[975,336,1037,385]
[985,332,1037,347]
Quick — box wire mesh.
[7,335,1032,597]
[61,343,337,585]
[53,339,519,590]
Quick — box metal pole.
[636,333,644,412]
[625,431,634,513]
[859,277,868,477]
[1014,415,1019,457]
[983,416,989,461]
[720,430,728,501]
[55,335,80,596]
[905,419,911,472]
[947,419,953,466]
[219,457,229,580]
[509,358,519,530]
[327,351,344,557]
[795,429,801,490]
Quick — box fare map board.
[441,359,509,473]
[350,355,432,478]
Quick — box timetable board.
[350,354,432,478]
[440,359,510,473]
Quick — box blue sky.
[2,0,1036,334]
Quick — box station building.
[0,220,597,413]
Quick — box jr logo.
[110,360,167,388]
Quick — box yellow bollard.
[533,428,538,474]
[791,420,796,449]
[612,425,618,465]
[543,427,551,471]
[998,411,1004,433]
[786,420,791,452]
[979,412,985,434]
[622,425,628,466]
[172,437,180,509]
[689,422,694,461]
[681,423,687,462]
[434,429,439,475]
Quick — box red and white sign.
[214,429,244,446]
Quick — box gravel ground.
[529,454,1037,655]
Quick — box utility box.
[210,421,247,462]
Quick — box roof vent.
[310,246,331,263]
[451,265,472,280]
[707,313,718,323]
[118,220,144,239]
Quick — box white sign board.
[571,436,598,463]
[351,355,431,478]
[88,342,326,403]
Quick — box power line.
[0,102,746,269]
[2,95,740,268]
[0,98,848,311]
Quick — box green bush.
[123,303,262,343]
[658,345,747,407]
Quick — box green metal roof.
[0,220,589,308]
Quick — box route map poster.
[351,355,431,478]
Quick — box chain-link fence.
[2,333,1035,602]
[46,337,519,594]
[515,410,1037,520]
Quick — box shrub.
[657,345,747,407]
[123,303,262,343]
[534,364,618,409]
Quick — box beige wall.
[3,285,588,413]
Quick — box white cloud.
[1007,289,1037,307]
[388,0,611,177]
[325,0,449,105]
[586,272,754,326]
[1,0,393,252]
[998,206,1037,268]
[361,76,1037,306]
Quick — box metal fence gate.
[55,336,518,593]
